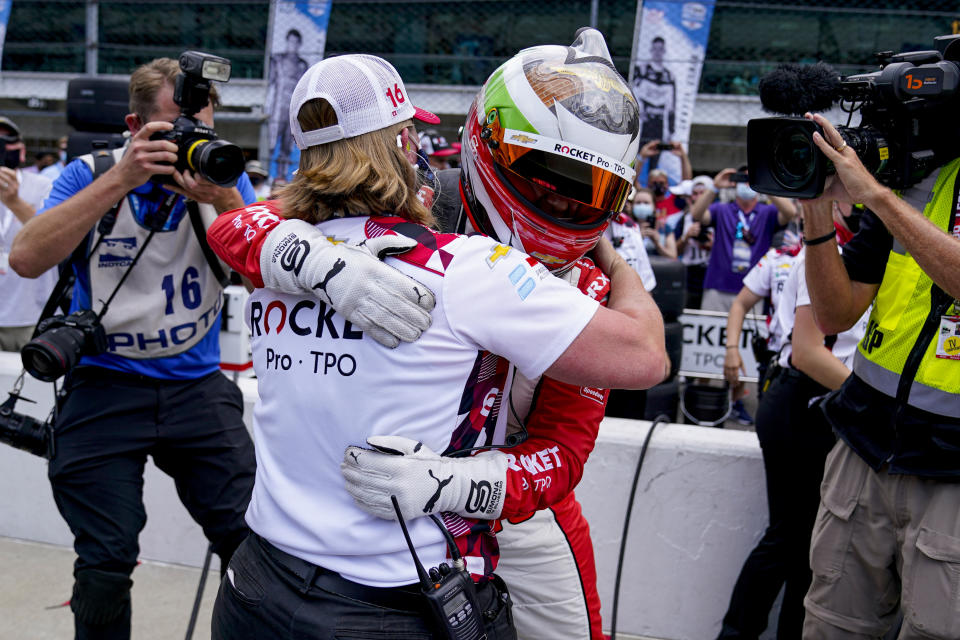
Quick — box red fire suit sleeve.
[206,200,287,288]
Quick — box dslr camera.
[0,398,53,458]
[21,309,107,382]
[748,34,960,198]
[150,51,244,188]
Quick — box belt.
[777,366,829,395]
[254,534,427,613]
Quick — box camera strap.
[34,149,123,335]
[186,201,230,288]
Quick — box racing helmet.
[460,28,640,272]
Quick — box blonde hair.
[279,98,434,226]
[128,57,221,121]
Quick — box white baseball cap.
[289,54,439,150]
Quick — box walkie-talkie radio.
[391,496,487,640]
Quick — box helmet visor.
[496,151,629,226]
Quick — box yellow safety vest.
[853,158,960,419]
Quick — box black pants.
[213,534,517,640]
[49,366,256,640]
[717,369,836,640]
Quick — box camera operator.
[800,112,960,639]
[0,116,54,350]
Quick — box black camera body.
[749,34,960,198]
[150,51,244,188]
[21,309,107,382]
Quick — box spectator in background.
[670,175,714,309]
[419,128,461,171]
[605,187,657,291]
[39,135,68,182]
[689,165,797,426]
[245,159,271,200]
[0,116,54,350]
[690,165,797,312]
[22,149,58,175]
[638,138,692,208]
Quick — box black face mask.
[651,183,667,197]
[2,148,21,169]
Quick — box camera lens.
[189,139,244,187]
[21,326,86,382]
[771,124,817,190]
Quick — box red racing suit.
[208,205,611,640]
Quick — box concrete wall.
[0,353,772,640]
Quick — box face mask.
[59,150,67,163]
[736,183,757,201]
[651,183,667,197]
[633,203,654,219]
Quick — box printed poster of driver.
[265,0,332,183]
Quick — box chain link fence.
[2,0,960,167]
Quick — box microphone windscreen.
[758,62,841,115]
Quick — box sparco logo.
[279,237,310,276]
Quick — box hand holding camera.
[713,167,737,189]
[806,112,885,207]
[114,121,179,189]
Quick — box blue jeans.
[213,534,517,640]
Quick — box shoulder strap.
[186,201,230,288]
[37,149,121,325]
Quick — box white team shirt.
[245,216,599,587]
[777,251,869,369]
[0,170,54,326]
[742,247,799,353]
[603,219,656,291]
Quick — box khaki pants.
[803,440,960,639]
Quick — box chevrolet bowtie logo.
[510,134,537,144]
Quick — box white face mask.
[633,202,654,219]
[736,183,757,201]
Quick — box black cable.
[609,414,669,640]
[184,542,213,640]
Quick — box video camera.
[149,51,244,188]
[747,34,960,198]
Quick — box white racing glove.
[260,218,435,348]
[342,435,508,521]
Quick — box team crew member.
[717,202,868,639]
[208,52,666,640]
[723,229,803,398]
[800,113,960,639]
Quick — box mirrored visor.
[496,149,630,226]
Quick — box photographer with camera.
[797,110,960,639]
[5,56,260,640]
[0,116,55,350]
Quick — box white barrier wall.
[0,353,771,640]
